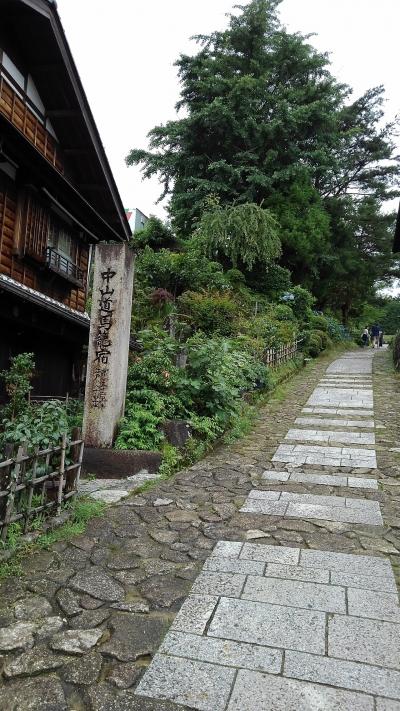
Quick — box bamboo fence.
[263,339,300,368]
[0,427,84,541]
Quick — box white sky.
[56,0,400,221]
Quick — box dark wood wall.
[0,174,88,312]
[0,74,64,174]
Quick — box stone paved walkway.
[0,348,399,710]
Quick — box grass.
[0,497,105,580]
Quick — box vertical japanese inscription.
[91,267,116,408]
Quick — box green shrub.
[307,332,323,357]
[325,316,348,341]
[309,315,329,332]
[0,352,35,421]
[137,243,228,295]
[283,286,315,322]
[1,400,70,456]
[246,263,291,298]
[313,329,329,349]
[65,399,84,429]
[115,404,165,451]
[133,216,176,250]
[267,304,296,322]
[178,290,237,335]
[126,351,180,396]
[178,335,269,424]
[240,314,297,348]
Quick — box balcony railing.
[0,65,64,173]
[45,247,84,288]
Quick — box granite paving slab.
[307,387,373,408]
[327,357,373,374]
[295,416,375,428]
[135,654,236,711]
[227,670,374,711]
[302,406,375,416]
[136,541,400,710]
[285,427,375,445]
[240,491,383,525]
[273,442,377,468]
[320,385,373,389]
[261,469,379,489]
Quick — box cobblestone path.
[0,348,399,710]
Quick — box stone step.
[240,490,383,525]
[135,541,400,710]
[285,428,375,446]
[261,469,378,490]
[295,417,375,428]
[273,443,377,469]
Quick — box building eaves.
[0,274,90,327]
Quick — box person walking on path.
[361,327,370,347]
[370,322,380,348]
[378,324,384,347]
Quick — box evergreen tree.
[127,0,400,297]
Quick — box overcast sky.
[56,0,400,220]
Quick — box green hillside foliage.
[120,0,399,462]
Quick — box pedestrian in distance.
[361,327,369,347]
[370,323,380,348]
[378,326,384,347]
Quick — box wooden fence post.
[66,427,83,494]
[56,434,66,516]
[24,446,38,533]
[1,444,26,542]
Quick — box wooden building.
[0,0,130,397]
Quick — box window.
[48,222,74,260]
[2,52,24,91]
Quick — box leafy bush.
[284,286,315,321]
[178,291,237,335]
[0,353,35,421]
[65,399,84,429]
[309,315,329,332]
[137,243,228,296]
[248,263,292,299]
[325,316,349,341]
[178,336,269,424]
[381,299,400,334]
[133,216,176,251]
[267,304,296,322]
[0,401,70,455]
[306,332,323,357]
[126,352,180,396]
[115,404,165,451]
[313,329,329,349]
[240,314,297,348]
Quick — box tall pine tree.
[127,0,399,302]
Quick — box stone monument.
[83,243,134,447]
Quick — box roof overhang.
[0,273,90,327]
[0,0,131,241]
[0,114,124,242]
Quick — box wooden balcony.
[0,67,64,174]
[45,247,84,288]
